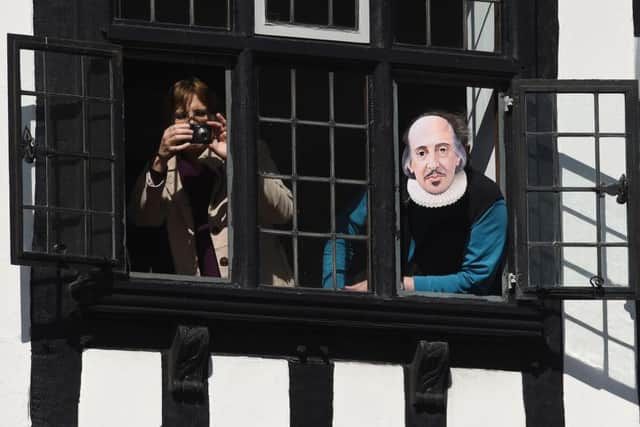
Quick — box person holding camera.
[130,77,294,285]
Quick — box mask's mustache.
[425,168,446,178]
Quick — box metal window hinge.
[508,272,520,290]
[503,95,515,112]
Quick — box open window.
[7,34,125,269]
[393,78,506,297]
[510,79,639,298]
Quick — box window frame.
[254,0,371,44]
[509,79,640,300]
[9,0,589,340]
[7,34,125,269]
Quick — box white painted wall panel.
[564,301,639,426]
[558,0,639,425]
[210,356,290,427]
[79,350,162,426]
[558,0,635,79]
[448,368,525,427]
[333,362,404,427]
[0,4,33,427]
[564,373,639,427]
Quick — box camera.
[189,123,212,144]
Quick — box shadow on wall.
[564,300,638,405]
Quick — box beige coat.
[129,145,294,286]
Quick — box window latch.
[22,126,36,163]
[600,174,628,204]
[503,95,514,112]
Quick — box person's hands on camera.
[152,123,194,174]
[151,112,227,174]
[207,112,227,160]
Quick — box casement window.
[7,1,639,336]
[393,0,502,53]
[257,65,370,289]
[510,80,639,298]
[8,36,124,267]
[115,0,231,29]
[254,0,370,43]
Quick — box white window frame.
[254,0,370,44]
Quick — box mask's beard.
[407,170,468,208]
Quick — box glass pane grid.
[258,67,369,289]
[524,90,629,289]
[393,0,501,53]
[265,0,358,30]
[18,47,117,260]
[116,0,230,30]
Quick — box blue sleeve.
[322,192,368,288]
[412,199,507,294]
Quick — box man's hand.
[208,113,227,160]
[344,280,368,292]
[403,276,415,291]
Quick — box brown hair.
[165,77,217,124]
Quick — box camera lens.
[190,123,211,144]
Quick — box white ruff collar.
[407,171,468,208]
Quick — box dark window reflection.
[527,192,561,242]
[431,0,463,48]
[155,0,190,24]
[297,125,330,177]
[259,66,291,118]
[194,0,228,28]
[294,1,328,26]
[296,68,329,121]
[528,246,559,288]
[335,128,367,180]
[394,0,427,45]
[119,0,229,28]
[119,0,151,20]
[297,181,330,233]
[267,0,291,22]
[259,122,292,175]
[266,0,357,29]
[527,134,554,187]
[333,1,356,28]
[334,71,366,124]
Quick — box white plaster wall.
[333,361,404,427]
[210,355,290,427]
[0,4,33,427]
[558,1,639,425]
[79,350,162,426]
[448,369,525,427]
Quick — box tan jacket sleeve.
[128,162,170,227]
[257,141,294,225]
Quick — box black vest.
[404,169,503,277]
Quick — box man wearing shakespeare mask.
[322,112,507,295]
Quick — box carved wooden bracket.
[408,340,451,412]
[68,264,113,303]
[168,325,210,402]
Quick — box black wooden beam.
[522,300,565,427]
[634,0,640,36]
[289,352,333,427]
[231,48,259,288]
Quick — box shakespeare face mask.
[406,116,462,195]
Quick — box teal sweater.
[322,191,507,294]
